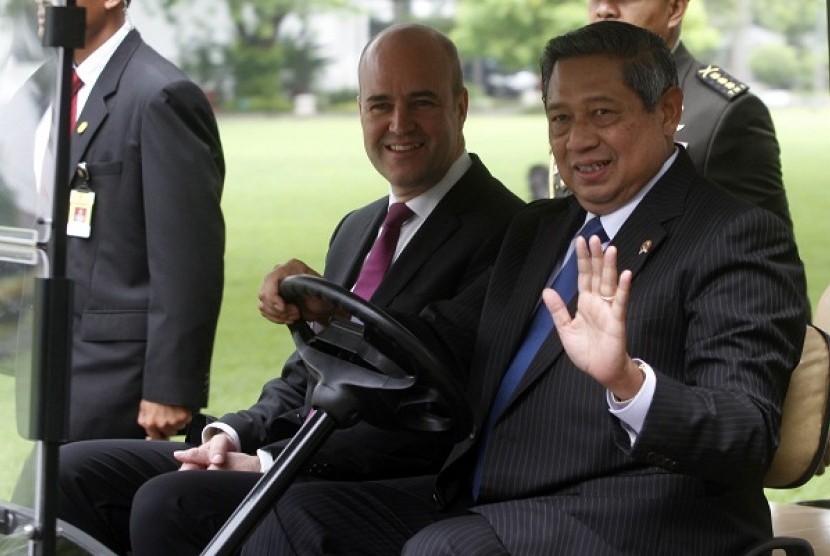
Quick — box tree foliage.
[159,0,351,110]
[701,0,823,44]
[751,0,824,45]
[452,0,825,92]
[750,43,800,88]
[451,0,586,72]
[700,0,825,89]
[452,0,718,71]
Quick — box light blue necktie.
[472,217,609,499]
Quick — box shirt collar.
[75,21,134,91]
[390,151,472,219]
[589,147,679,239]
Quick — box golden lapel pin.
[77,121,88,134]
[639,240,653,255]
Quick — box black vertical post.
[25,3,85,555]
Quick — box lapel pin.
[639,240,653,255]
[77,121,88,134]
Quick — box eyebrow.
[546,94,618,110]
[364,90,440,103]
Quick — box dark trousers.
[234,476,500,556]
[131,464,260,555]
[58,439,496,555]
[58,438,265,555]
[58,439,185,554]
[59,438,265,555]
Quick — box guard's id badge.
[67,162,95,238]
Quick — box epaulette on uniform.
[695,64,750,100]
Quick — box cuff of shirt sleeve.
[607,359,656,446]
[202,422,242,452]
[257,449,275,473]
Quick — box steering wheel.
[280,274,472,441]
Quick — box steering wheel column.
[201,275,471,556]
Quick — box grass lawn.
[1,105,828,507]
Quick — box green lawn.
[1,105,828,506]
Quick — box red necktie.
[351,203,414,300]
[69,69,83,134]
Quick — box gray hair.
[540,20,677,112]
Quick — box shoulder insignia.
[695,64,750,100]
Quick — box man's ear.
[457,87,469,124]
[660,85,684,137]
[668,0,690,32]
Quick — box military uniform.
[674,41,791,227]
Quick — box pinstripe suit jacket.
[219,154,524,479]
[412,148,808,554]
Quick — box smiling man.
[55,24,524,555]
[588,0,791,227]
[357,26,468,202]
[207,21,807,555]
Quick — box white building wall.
[311,13,370,92]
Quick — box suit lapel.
[371,156,480,306]
[473,201,584,425]
[611,149,691,274]
[325,200,386,288]
[617,147,691,259]
[372,203,459,305]
[70,31,142,173]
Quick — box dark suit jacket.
[66,30,225,440]
[674,42,791,227]
[219,154,524,479]
[407,149,807,554]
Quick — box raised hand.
[543,234,642,400]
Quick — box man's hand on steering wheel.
[280,275,473,439]
[258,259,341,325]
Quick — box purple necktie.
[351,203,414,300]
